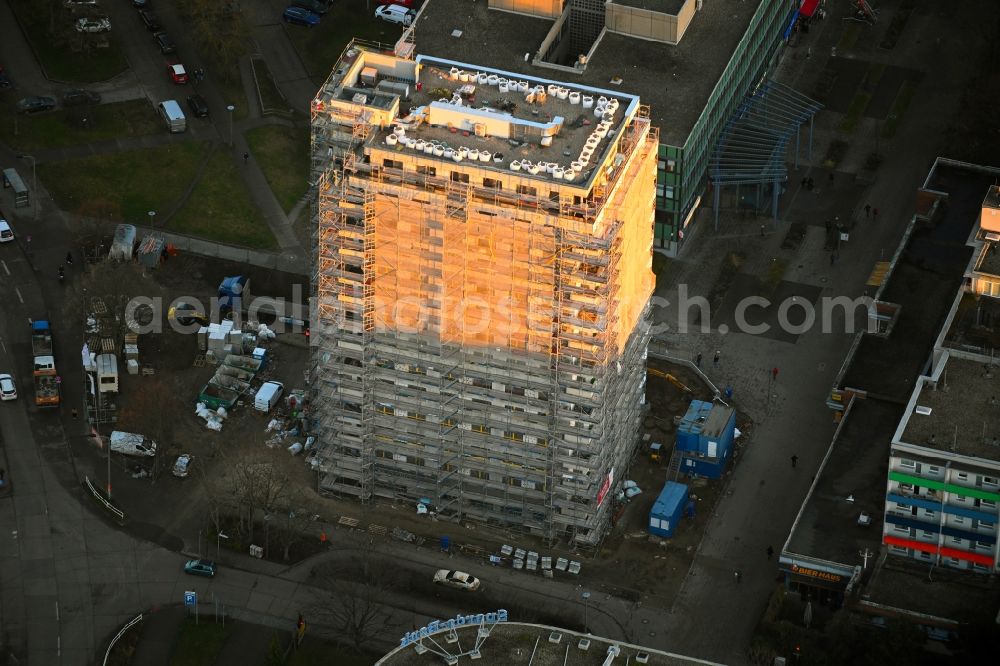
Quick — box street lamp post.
[148,210,156,228]
[581,591,591,633]
[17,154,37,220]
[216,532,229,559]
[226,105,235,147]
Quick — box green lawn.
[881,79,917,139]
[169,150,277,249]
[246,125,310,213]
[838,92,871,133]
[169,619,230,666]
[9,0,128,83]
[286,3,404,84]
[38,142,276,249]
[0,99,161,152]
[251,58,291,116]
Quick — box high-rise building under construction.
[310,44,657,545]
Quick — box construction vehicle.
[168,301,210,327]
[31,320,59,407]
[648,367,693,396]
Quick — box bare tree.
[177,0,250,77]
[307,544,401,651]
[116,375,185,482]
[226,457,289,543]
[272,489,322,562]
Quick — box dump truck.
[31,321,59,407]
[31,320,54,357]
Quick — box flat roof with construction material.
[900,356,1000,461]
[785,398,901,567]
[414,0,764,146]
[377,622,728,666]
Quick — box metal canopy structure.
[709,80,823,229]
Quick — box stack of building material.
[136,235,165,269]
[204,320,235,357]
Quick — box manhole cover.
[642,619,649,624]
[820,277,828,283]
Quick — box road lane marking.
[15,287,24,303]
[1,260,8,275]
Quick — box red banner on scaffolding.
[800,0,820,17]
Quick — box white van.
[158,100,186,133]
[375,4,415,26]
[109,431,157,457]
[254,381,284,413]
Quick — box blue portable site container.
[649,481,689,538]
[674,400,737,479]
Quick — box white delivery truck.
[109,431,157,457]
[158,100,186,133]
[254,381,284,413]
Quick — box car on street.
[76,17,112,33]
[291,0,331,14]
[63,89,101,106]
[167,63,189,84]
[184,559,216,577]
[154,32,176,54]
[16,96,56,114]
[0,66,11,89]
[0,220,13,243]
[138,9,161,31]
[186,94,209,118]
[282,6,321,27]
[433,569,481,591]
[132,0,150,7]
[172,454,193,478]
[0,374,17,401]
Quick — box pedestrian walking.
[864,203,871,218]
[801,177,808,188]
[713,350,720,368]
[243,152,250,165]
[760,223,765,237]
[791,454,799,468]
[71,409,78,420]
[873,207,879,221]
[696,352,703,368]
[734,570,742,584]
[767,545,774,560]
[807,177,814,190]
[772,367,779,381]
[830,252,835,266]
[65,251,73,265]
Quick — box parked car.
[154,32,176,54]
[132,0,150,7]
[138,9,161,31]
[282,6,320,27]
[375,3,415,26]
[186,94,209,118]
[167,63,189,84]
[183,559,216,577]
[0,374,17,401]
[63,89,101,106]
[172,454,193,478]
[291,0,331,15]
[433,569,481,591]
[0,66,11,89]
[0,220,13,243]
[76,17,112,33]
[16,96,56,114]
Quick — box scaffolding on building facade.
[310,47,658,546]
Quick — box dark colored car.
[132,0,150,7]
[0,66,11,89]
[16,96,56,114]
[282,6,320,26]
[139,9,160,31]
[63,89,101,106]
[186,94,209,118]
[291,0,331,15]
[183,559,216,577]
[154,32,176,54]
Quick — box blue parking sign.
[184,591,197,607]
